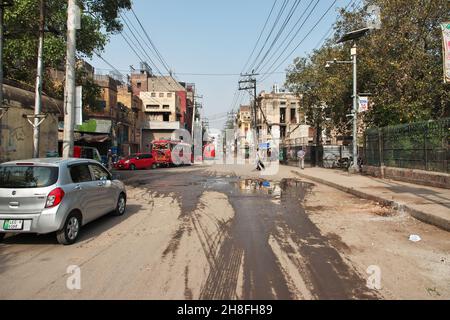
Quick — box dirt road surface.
[0,164,448,299]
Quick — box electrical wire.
[247,0,290,73]
[259,0,338,83]
[256,0,318,73]
[253,0,303,72]
[241,0,279,74]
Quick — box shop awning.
[75,134,111,143]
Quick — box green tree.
[286,0,449,130]
[3,0,131,104]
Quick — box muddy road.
[0,165,448,299]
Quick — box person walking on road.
[255,148,265,171]
[107,149,113,170]
[297,147,306,170]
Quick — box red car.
[114,153,157,170]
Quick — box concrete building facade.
[235,105,252,156]
[130,67,191,151]
[117,84,144,155]
[256,87,311,146]
[1,83,61,162]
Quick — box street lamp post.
[351,45,358,172]
[326,46,359,171]
[326,27,372,172]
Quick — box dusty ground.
[0,164,448,299]
[304,181,450,300]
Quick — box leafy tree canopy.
[3,0,131,104]
[286,0,449,131]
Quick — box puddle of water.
[233,178,313,203]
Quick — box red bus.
[152,139,192,166]
[203,143,216,160]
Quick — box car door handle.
[74,185,82,191]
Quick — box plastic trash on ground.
[409,234,421,242]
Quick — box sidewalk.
[288,166,450,232]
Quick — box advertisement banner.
[358,96,369,113]
[442,22,450,84]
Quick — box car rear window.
[0,165,59,188]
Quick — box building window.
[137,82,141,88]
[280,108,286,123]
[167,93,172,98]
[151,92,156,97]
[162,105,170,109]
[163,114,170,121]
[281,127,286,139]
[146,105,159,109]
[159,93,164,98]
[290,108,297,124]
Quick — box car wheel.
[0,233,5,242]
[112,193,126,216]
[130,164,136,171]
[56,212,81,245]
[151,163,157,169]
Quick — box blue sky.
[90,0,360,128]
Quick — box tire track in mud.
[199,238,244,300]
[125,170,379,300]
[272,179,380,299]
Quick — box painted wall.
[0,106,59,162]
[0,84,61,163]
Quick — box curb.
[291,170,450,232]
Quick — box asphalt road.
[0,165,448,299]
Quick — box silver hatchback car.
[0,158,127,245]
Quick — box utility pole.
[325,44,359,171]
[192,94,202,141]
[62,0,79,158]
[238,73,258,145]
[32,0,45,158]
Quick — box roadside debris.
[409,234,422,242]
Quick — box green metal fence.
[364,118,450,173]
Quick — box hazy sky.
[90,0,361,129]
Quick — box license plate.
[3,220,24,230]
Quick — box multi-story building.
[74,74,137,157]
[256,85,311,146]
[131,65,191,151]
[235,105,252,156]
[117,84,144,155]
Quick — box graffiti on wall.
[0,124,26,161]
